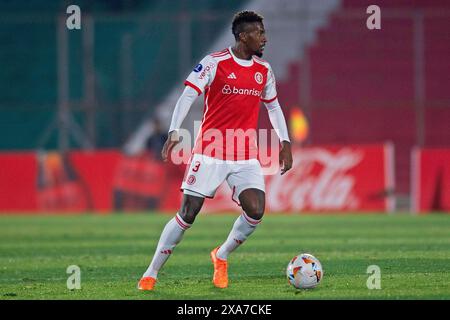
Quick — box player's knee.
[179,195,204,224]
[179,206,201,224]
[239,189,265,221]
[242,200,265,221]
[246,207,264,221]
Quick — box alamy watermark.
[366,5,381,30]
[66,265,81,290]
[366,265,381,289]
[66,5,81,30]
[169,122,283,175]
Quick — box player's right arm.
[161,86,198,161]
[161,55,217,162]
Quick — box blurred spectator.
[114,117,169,211]
[146,117,168,161]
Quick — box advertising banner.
[204,144,395,213]
[411,148,450,213]
[0,144,395,214]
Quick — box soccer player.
[138,11,292,290]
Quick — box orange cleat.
[210,247,228,288]
[137,276,157,291]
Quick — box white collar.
[228,46,254,67]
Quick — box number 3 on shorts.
[192,161,201,172]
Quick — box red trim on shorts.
[231,186,242,207]
[184,81,202,95]
[180,188,214,199]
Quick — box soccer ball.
[286,253,323,289]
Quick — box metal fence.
[0,8,449,152]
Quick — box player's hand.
[279,141,293,175]
[161,130,181,162]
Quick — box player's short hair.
[231,11,264,41]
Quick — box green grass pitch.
[0,213,449,300]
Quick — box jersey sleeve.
[261,65,277,103]
[184,55,217,95]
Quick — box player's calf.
[139,212,193,289]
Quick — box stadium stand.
[275,0,450,195]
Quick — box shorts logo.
[193,64,203,72]
[254,72,263,84]
[186,175,196,185]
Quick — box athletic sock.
[142,213,191,278]
[216,211,261,260]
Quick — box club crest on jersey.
[186,175,196,185]
[254,72,263,84]
[193,64,203,72]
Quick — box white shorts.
[181,153,265,205]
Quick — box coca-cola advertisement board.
[411,148,450,213]
[0,144,394,213]
[203,144,395,213]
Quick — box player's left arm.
[264,99,292,175]
[261,65,292,175]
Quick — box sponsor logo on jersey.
[197,61,216,80]
[193,64,203,72]
[222,84,262,97]
[254,72,263,84]
[227,72,237,79]
[222,85,232,94]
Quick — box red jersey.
[184,47,278,161]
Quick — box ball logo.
[254,72,263,84]
[222,84,232,94]
[186,175,196,185]
[193,64,203,72]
